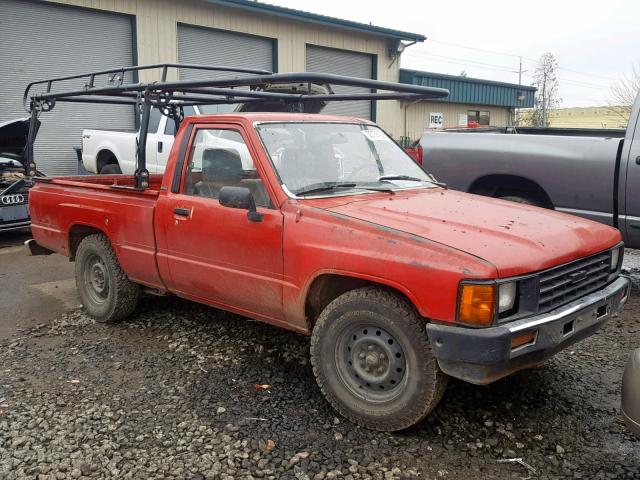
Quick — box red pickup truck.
[28,111,630,431]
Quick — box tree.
[521,53,561,127]
[608,63,640,124]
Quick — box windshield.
[256,122,434,196]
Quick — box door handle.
[158,141,163,153]
[173,207,190,217]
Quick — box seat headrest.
[202,148,242,182]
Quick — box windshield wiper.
[295,182,393,196]
[377,175,424,182]
[377,174,448,189]
[295,182,358,196]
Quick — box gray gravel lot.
[1,289,640,480]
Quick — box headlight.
[611,247,621,271]
[498,282,517,313]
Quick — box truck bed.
[421,131,623,225]
[33,173,164,192]
[29,173,166,290]
[443,126,627,138]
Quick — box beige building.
[2,0,424,174]
[398,70,536,143]
[549,106,629,129]
[1,0,535,174]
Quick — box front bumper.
[0,204,30,231]
[427,276,630,384]
[622,348,640,437]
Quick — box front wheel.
[310,287,447,431]
[75,233,139,322]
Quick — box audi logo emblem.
[0,194,25,205]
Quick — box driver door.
[159,125,284,320]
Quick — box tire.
[75,233,139,323]
[310,287,448,431]
[99,163,122,174]
[498,195,537,206]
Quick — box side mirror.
[218,186,263,222]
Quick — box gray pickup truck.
[418,92,640,248]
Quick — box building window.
[467,110,490,127]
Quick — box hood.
[318,188,621,277]
[0,118,35,165]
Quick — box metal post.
[24,104,40,177]
[135,91,151,189]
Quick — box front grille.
[0,190,29,206]
[537,251,611,313]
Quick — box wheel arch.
[68,224,108,260]
[96,149,119,173]
[468,174,554,208]
[303,271,421,331]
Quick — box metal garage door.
[177,24,275,113]
[0,0,134,175]
[177,23,274,80]
[306,45,374,119]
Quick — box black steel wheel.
[81,253,111,306]
[75,233,139,323]
[336,324,407,402]
[310,287,447,431]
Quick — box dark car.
[0,118,36,232]
[622,348,640,437]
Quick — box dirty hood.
[320,188,621,277]
[0,118,34,166]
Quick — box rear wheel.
[310,287,447,431]
[99,163,121,174]
[75,233,139,322]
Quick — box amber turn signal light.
[459,284,496,326]
[511,332,536,350]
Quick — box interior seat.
[194,148,243,199]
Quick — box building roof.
[204,0,426,41]
[400,69,536,108]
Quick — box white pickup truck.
[81,83,329,174]
[81,105,200,174]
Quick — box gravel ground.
[1,288,639,480]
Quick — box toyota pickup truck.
[24,65,631,431]
[411,91,640,248]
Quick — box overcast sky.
[269,0,640,107]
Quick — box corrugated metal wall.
[0,0,134,175]
[403,101,510,141]
[177,23,274,78]
[400,69,536,109]
[306,45,373,119]
[44,0,404,136]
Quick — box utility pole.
[516,56,523,126]
[518,56,523,85]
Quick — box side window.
[183,129,271,208]
[164,106,196,136]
